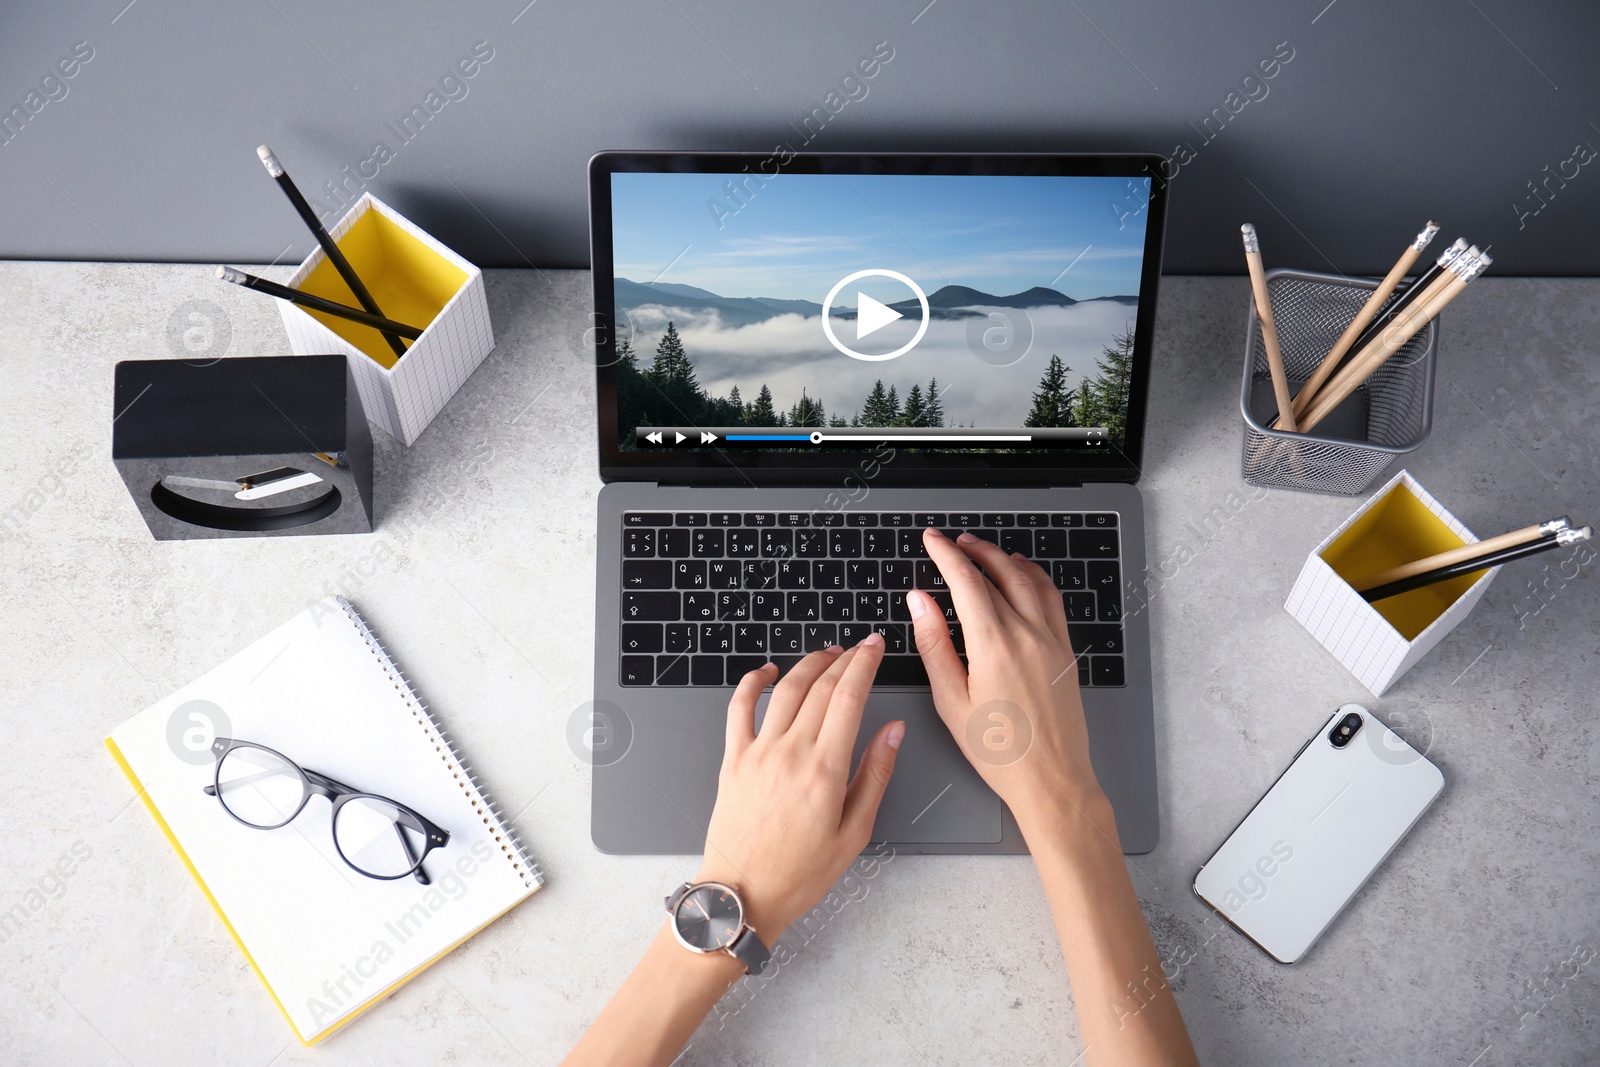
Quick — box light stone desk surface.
[0,263,1594,1065]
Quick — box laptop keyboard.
[618,510,1124,689]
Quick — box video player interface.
[609,171,1151,454]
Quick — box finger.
[1011,552,1071,648]
[761,645,846,737]
[955,533,1048,629]
[909,589,969,706]
[842,719,904,842]
[815,632,886,757]
[923,528,1015,637]
[790,640,866,743]
[725,661,776,756]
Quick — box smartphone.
[1193,704,1444,963]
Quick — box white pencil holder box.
[1284,469,1497,695]
[278,193,494,446]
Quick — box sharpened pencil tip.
[257,145,284,177]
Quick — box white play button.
[854,292,904,341]
[821,269,929,363]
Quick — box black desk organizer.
[113,355,373,540]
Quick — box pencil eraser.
[257,145,284,177]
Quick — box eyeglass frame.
[201,736,450,885]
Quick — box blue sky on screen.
[611,172,1149,303]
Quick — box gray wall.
[2,1,1597,275]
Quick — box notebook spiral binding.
[332,596,543,889]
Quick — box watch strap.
[727,926,770,976]
[664,882,692,914]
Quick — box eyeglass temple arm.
[204,765,294,796]
[396,823,431,886]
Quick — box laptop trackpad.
[754,691,1003,843]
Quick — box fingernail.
[925,526,944,539]
[826,643,846,654]
[907,590,929,620]
[886,721,905,750]
[1011,552,1026,561]
[860,631,884,647]
[957,531,978,544]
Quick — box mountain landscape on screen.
[611,279,1137,450]
[613,279,1137,326]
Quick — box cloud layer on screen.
[624,301,1135,426]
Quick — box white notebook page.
[107,597,539,1043]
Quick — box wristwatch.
[664,880,771,975]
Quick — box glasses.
[202,737,450,884]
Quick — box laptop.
[588,152,1167,855]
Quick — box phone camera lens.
[1330,711,1363,748]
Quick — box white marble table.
[1,264,1594,1066]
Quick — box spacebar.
[875,655,929,686]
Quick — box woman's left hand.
[693,636,904,940]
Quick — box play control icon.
[822,269,929,362]
[646,431,662,444]
[854,292,903,340]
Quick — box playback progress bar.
[635,426,1110,449]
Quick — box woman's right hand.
[909,527,1111,836]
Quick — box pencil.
[1363,525,1592,602]
[257,145,407,359]
[1299,255,1465,428]
[1299,248,1488,432]
[1289,222,1439,421]
[1348,517,1569,592]
[1242,223,1297,432]
[216,266,424,339]
[1343,237,1469,367]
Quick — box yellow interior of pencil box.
[295,205,467,369]
[1320,481,1485,641]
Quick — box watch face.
[673,884,742,951]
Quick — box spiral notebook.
[105,596,542,1045]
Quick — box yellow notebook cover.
[105,597,541,1044]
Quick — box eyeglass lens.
[216,745,307,828]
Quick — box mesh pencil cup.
[278,193,494,446]
[1239,268,1438,495]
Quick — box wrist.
[1013,781,1120,863]
[656,918,748,981]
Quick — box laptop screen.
[591,154,1167,483]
